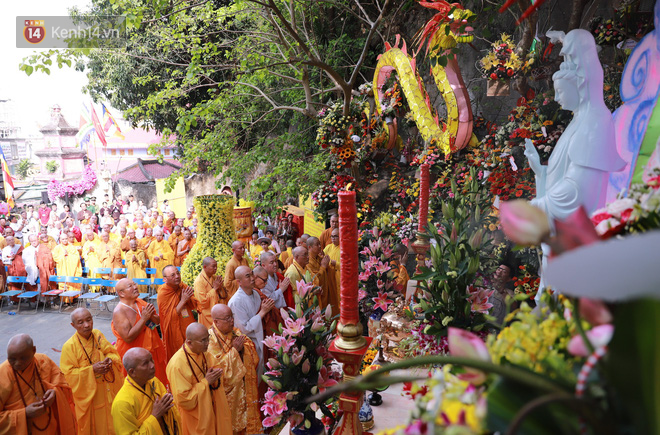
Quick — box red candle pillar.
[330,189,371,435]
[418,163,430,232]
[338,190,360,326]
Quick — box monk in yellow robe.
[318,214,338,248]
[175,229,196,267]
[82,230,103,278]
[112,348,181,434]
[194,257,228,329]
[121,229,138,260]
[52,233,82,296]
[119,227,131,255]
[208,304,261,434]
[284,234,309,269]
[324,228,341,281]
[60,308,123,435]
[166,323,232,435]
[126,239,148,291]
[306,236,338,312]
[38,228,57,251]
[224,241,249,298]
[146,229,174,279]
[98,232,123,280]
[284,246,310,302]
[279,239,294,266]
[0,334,78,434]
[391,243,410,293]
[138,227,155,251]
[158,265,198,361]
[247,233,262,263]
[112,278,169,387]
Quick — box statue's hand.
[524,139,542,174]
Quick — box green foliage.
[16,159,34,180]
[45,161,59,174]
[415,167,497,336]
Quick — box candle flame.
[345,183,353,191]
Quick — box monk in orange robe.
[208,305,261,434]
[0,333,78,434]
[157,265,198,361]
[306,236,338,311]
[168,225,184,253]
[36,234,56,293]
[391,243,410,293]
[284,234,309,270]
[60,308,123,434]
[318,214,338,248]
[138,227,154,251]
[3,235,30,292]
[223,241,249,298]
[111,278,168,386]
[166,323,232,435]
[175,229,196,267]
[119,227,131,255]
[194,257,227,329]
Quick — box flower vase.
[180,195,236,285]
[358,392,375,431]
[291,417,326,435]
[487,79,511,97]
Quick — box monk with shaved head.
[223,241,250,298]
[0,334,77,433]
[112,348,181,434]
[166,323,232,434]
[158,265,198,360]
[61,308,123,434]
[208,304,261,434]
[284,246,310,305]
[146,228,174,279]
[194,257,227,328]
[112,278,169,386]
[228,266,274,372]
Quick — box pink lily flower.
[500,199,551,246]
[579,298,612,326]
[262,415,282,428]
[375,262,391,274]
[467,286,494,314]
[283,317,306,337]
[296,280,314,298]
[291,346,306,365]
[372,291,394,312]
[448,327,491,385]
[568,324,614,357]
[358,271,372,281]
[317,366,339,392]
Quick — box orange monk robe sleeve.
[0,363,30,434]
[223,258,241,297]
[157,284,197,361]
[166,348,232,435]
[36,354,79,434]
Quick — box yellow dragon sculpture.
[373,1,477,154]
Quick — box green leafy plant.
[16,159,34,179]
[45,160,59,174]
[415,167,498,336]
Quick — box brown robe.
[174,238,196,267]
[36,244,56,293]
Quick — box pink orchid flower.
[372,291,393,312]
[500,200,551,246]
[568,324,614,357]
[448,327,491,385]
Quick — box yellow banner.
[299,195,324,238]
[155,177,186,218]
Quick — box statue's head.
[553,68,580,111]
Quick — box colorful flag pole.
[102,103,125,140]
[0,147,15,209]
[90,101,107,147]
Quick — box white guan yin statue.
[524,29,625,302]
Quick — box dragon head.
[417,1,475,53]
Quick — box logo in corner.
[23,20,46,44]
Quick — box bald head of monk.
[211,304,234,334]
[306,236,322,257]
[234,266,254,292]
[123,347,155,387]
[70,307,94,339]
[202,257,218,276]
[116,278,139,302]
[231,241,245,259]
[7,334,36,372]
[185,323,210,354]
[162,265,181,288]
[292,246,309,269]
[252,266,268,291]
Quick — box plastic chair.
[93,268,112,277]
[85,278,105,293]
[138,292,150,300]
[145,268,157,276]
[113,268,127,276]
[122,259,126,266]
[101,280,118,294]
[133,278,152,286]
[17,291,40,313]
[77,292,100,308]
[58,291,81,312]
[7,276,27,293]
[43,276,67,312]
[82,267,90,276]
[0,290,22,311]
[95,294,117,314]
[65,276,85,292]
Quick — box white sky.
[0,0,111,136]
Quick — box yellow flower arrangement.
[479,34,524,81]
[181,195,236,286]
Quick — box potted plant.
[479,34,523,96]
[261,279,340,434]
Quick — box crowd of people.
[0,193,376,434]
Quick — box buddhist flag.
[76,102,95,149]
[102,103,125,140]
[90,102,107,147]
[0,147,15,208]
